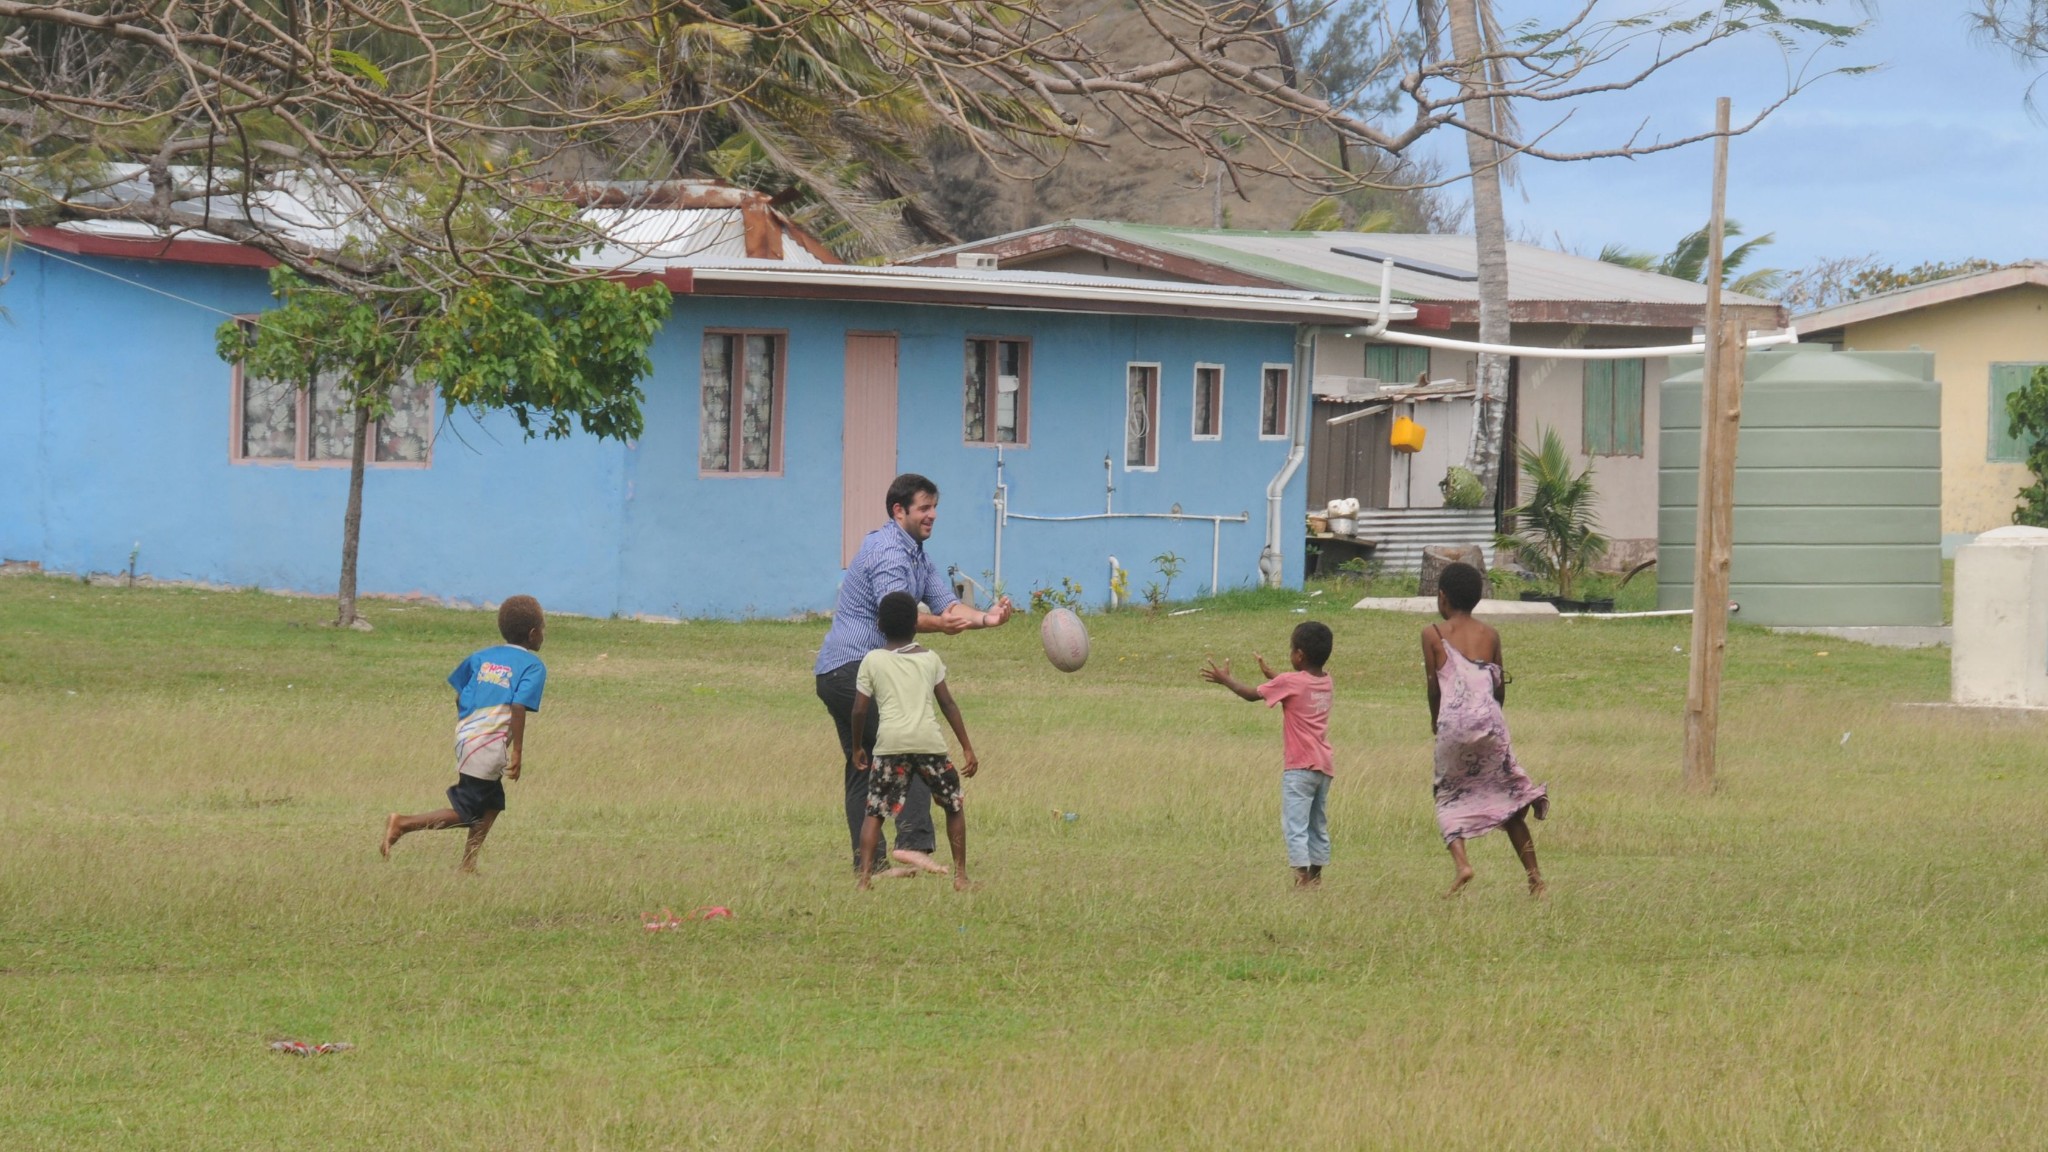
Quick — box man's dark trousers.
[816,660,936,870]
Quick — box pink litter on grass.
[642,906,732,931]
[269,1040,353,1056]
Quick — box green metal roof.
[1064,219,1422,300]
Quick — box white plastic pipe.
[1344,325,1800,360]
[1262,325,1317,586]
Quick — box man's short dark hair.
[885,473,939,518]
[1291,620,1333,667]
[498,595,545,645]
[878,590,919,642]
[1438,562,1485,612]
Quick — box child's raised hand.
[1254,652,1278,680]
[1199,656,1231,684]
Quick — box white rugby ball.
[1040,607,1090,673]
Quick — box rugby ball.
[1040,607,1090,673]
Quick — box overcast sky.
[1417,2,2046,274]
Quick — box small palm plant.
[1496,426,1607,601]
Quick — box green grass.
[1,574,2043,1149]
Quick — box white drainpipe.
[1261,264,1395,588]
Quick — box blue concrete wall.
[0,251,1308,617]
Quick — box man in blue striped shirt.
[816,473,1014,875]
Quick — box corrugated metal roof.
[1795,261,2048,331]
[911,219,1779,311]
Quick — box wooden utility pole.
[1683,97,1747,791]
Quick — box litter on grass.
[269,1040,353,1056]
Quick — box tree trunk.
[335,401,371,628]
[1448,0,1513,504]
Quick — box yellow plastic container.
[1390,415,1426,454]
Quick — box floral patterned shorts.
[866,753,965,817]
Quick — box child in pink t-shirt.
[1202,621,1335,888]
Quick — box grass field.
[2,573,2043,1149]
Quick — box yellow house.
[1799,262,2048,553]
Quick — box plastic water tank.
[1659,347,1941,627]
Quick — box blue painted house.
[0,216,1407,619]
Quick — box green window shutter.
[1364,344,1396,382]
[1583,361,1615,456]
[1613,358,1645,456]
[1990,364,2043,463]
[1399,346,1430,383]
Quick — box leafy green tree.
[2005,365,2048,527]
[217,263,669,627]
[1496,426,1606,601]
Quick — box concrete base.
[1353,596,1561,619]
[1896,701,2048,720]
[1768,625,1952,650]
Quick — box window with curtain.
[1192,364,1222,439]
[1126,363,1159,468]
[964,337,1029,444]
[1583,358,1646,456]
[701,331,784,474]
[1260,365,1291,438]
[231,322,433,467]
[1365,344,1430,385]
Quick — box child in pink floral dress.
[1421,563,1547,897]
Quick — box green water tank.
[1659,347,1941,626]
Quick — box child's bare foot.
[952,874,976,892]
[381,814,403,859]
[1444,865,1475,898]
[879,865,919,879]
[891,848,950,875]
[1527,875,1548,898]
[857,876,873,890]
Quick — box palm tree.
[1497,426,1607,601]
[1419,0,1516,504]
[1600,221,1785,298]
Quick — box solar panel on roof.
[1329,246,1478,282]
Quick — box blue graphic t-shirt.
[448,644,546,780]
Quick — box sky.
[1412,2,2048,275]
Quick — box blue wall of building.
[0,250,1308,617]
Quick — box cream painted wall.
[1312,324,1685,542]
[1838,285,2048,540]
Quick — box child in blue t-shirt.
[382,596,548,871]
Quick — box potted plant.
[1496,426,1612,612]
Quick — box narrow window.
[1260,365,1291,439]
[239,373,298,460]
[1126,363,1159,469]
[1990,363,2046,463]
[1193,364,1223,439]
[701,331,785,474]
[1583,358,1645,457]
[965,337,1029,445]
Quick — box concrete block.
[1952,526,2048,707]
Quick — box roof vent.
[955,253,999,271]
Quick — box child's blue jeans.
[1280,769,1332,868]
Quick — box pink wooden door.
[842,333,900,566]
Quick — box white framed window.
[965,337,1030,446]
[1125,362,1160,470]
[229,320,433,467]
[701,330,786,475]
[1192,363,1223,440]
[1259,363,1292,439]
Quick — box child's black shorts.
[446,774,507,826]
